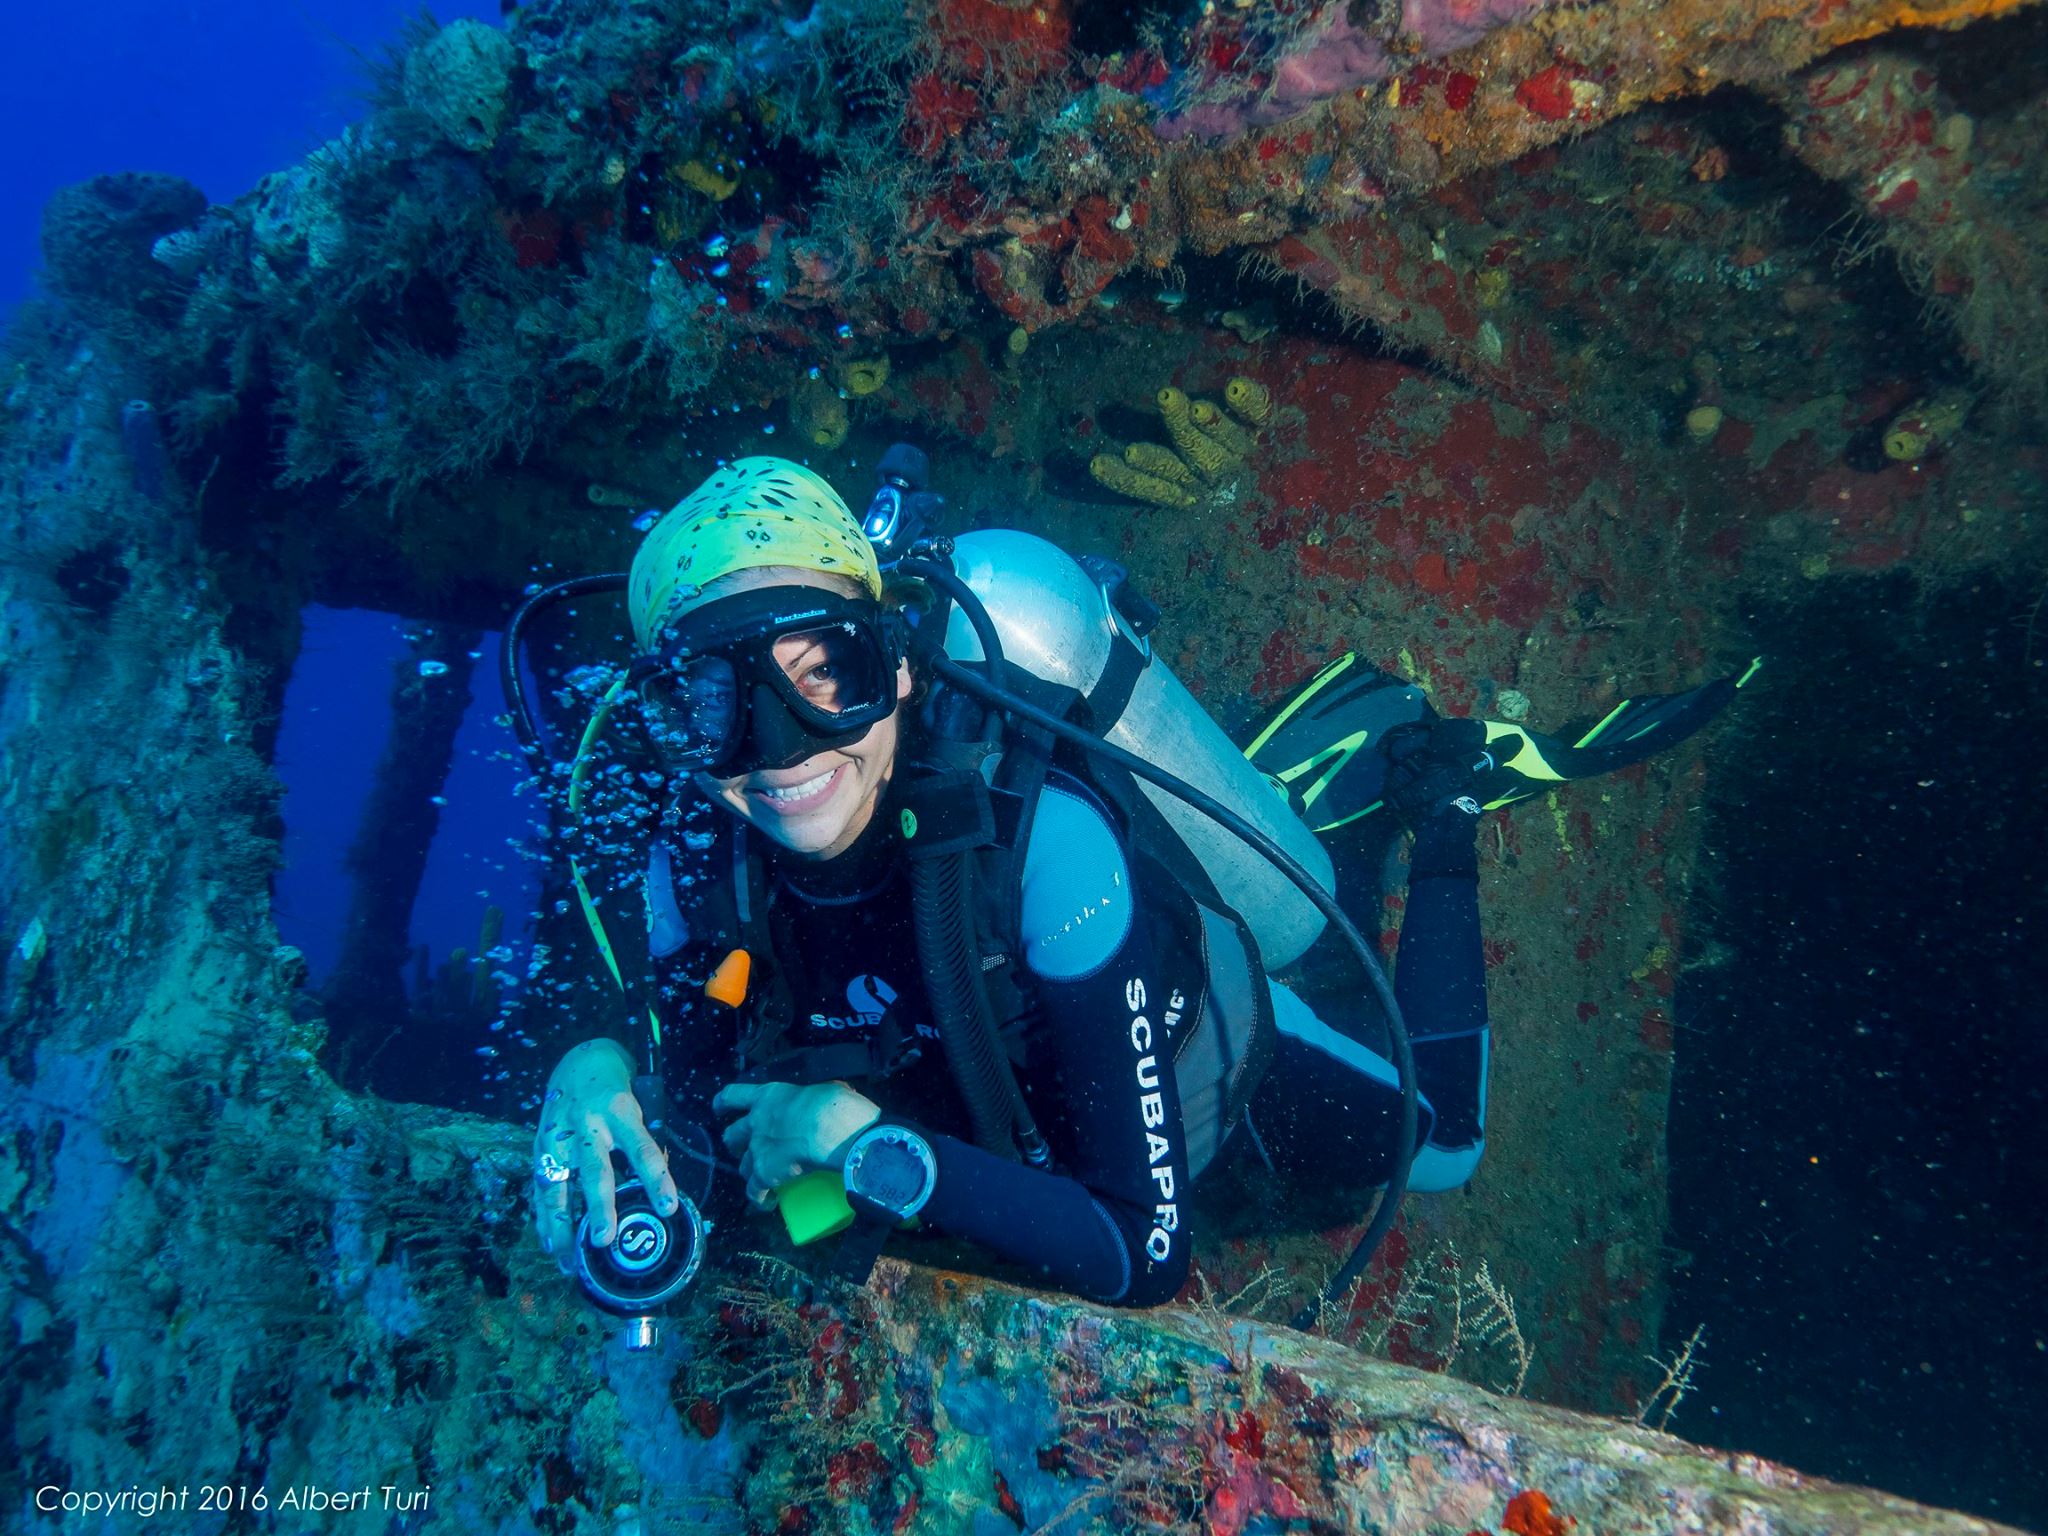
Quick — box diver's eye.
[792,658,845,708]
[774,627,861,712]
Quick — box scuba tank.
[932,530,1335,971]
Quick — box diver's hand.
[713,1081,882,1210]
[532,1038,681,1275]
[1382,718,1491,824]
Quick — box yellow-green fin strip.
[1286,729,1373,812]
[565,675,638,1001]
[1244,652,1356,760]
[1736,656,1763,688]
[1315,799,1384,833]
[567,676,630,819]
[1574,699,1631,749]
[1487,724,1567,782]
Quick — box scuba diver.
[513,452,1747,1319]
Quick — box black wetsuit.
[657,773,1489,1307]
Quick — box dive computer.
[835,1124,936,1283]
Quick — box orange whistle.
[705,949,751,1008]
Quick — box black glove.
[1380,717,1492,827]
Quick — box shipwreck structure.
[2,0,2042,1528]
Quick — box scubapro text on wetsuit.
[1125,976,1180,1262]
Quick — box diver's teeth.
[762,770,832,802]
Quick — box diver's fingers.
[712,1081,765,1116]
[533,1142,576,1265]
[536,1183,574,1273]
[534,1120,583,1269]
[614,1114,679,1216]
[721,1113,754,1154]
[741,1149,802,1210]
[577,1130,619,1248]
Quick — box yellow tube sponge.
[1224,376,1273,425]
[1091,453,1196,509]
[832,355,890,397]
[1191,398,1256,460]
[790,380,849,449]
[1124,441,1197,487]
[674,158,740,200]
[1156,388,1228,481]
[1882,392,1969,461]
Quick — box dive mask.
[630,585,902,777]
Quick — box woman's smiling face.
[691,567,911,860]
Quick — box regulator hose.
[907,849,1051,1167]
[894,555,1012,693]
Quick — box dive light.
[863,443,941,554]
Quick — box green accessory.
[778,1168,857,1246]
[1247,651,1759,834]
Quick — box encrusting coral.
[403,19,519,153]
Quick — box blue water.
[273,606,536,988]
[0,0,498,314]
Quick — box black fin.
[1244,653,1434,832]
[1246,653,1759,831]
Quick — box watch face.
[854,1140,927,1209]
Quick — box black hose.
[908,851,1048,1164]
[894,557,1010,689]
[926,653,1416,1330]
[501,572,630,769]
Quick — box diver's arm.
[889,780,1191,1307]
